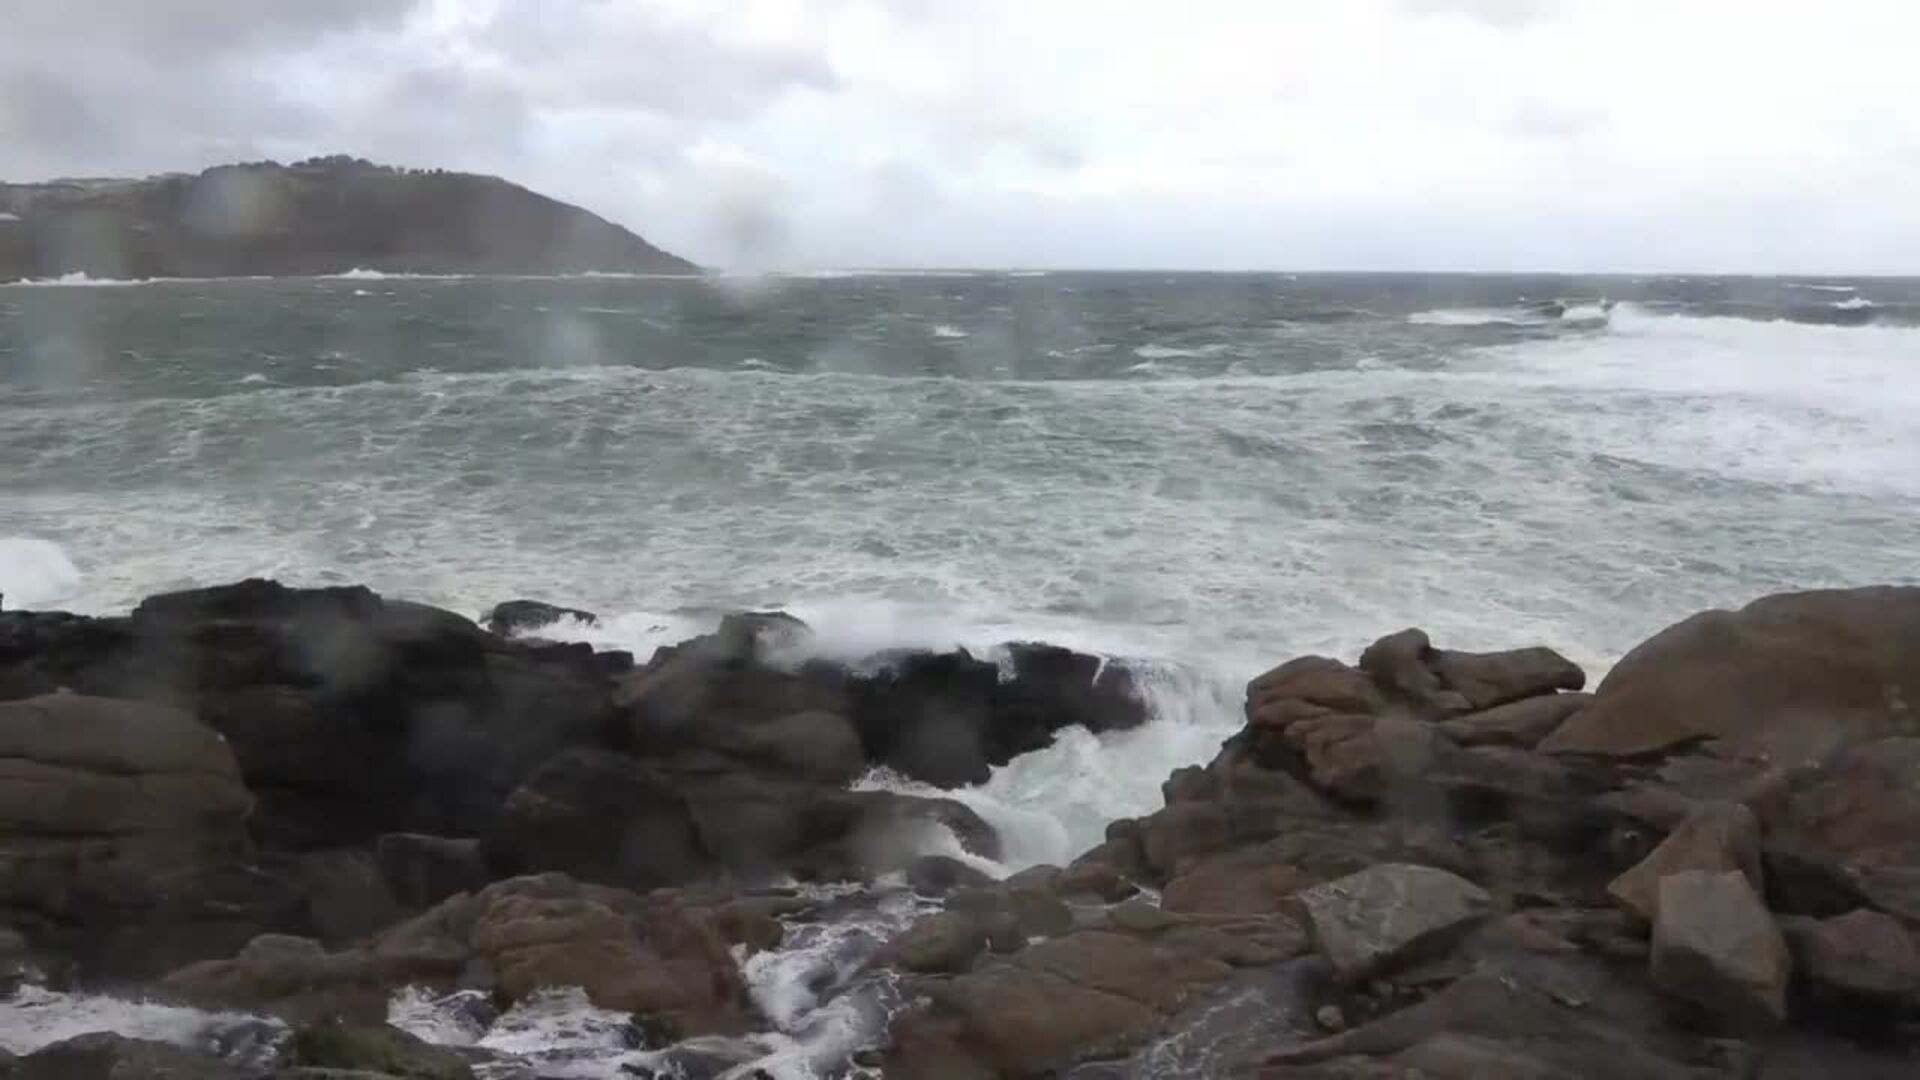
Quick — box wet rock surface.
[5,582,1920,1077]
[884,589,1920,1077]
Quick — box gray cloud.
[0,0,411,178]
[0,0,1914,272]
[0,0,413,54]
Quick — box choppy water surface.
[3,270,1918,1075]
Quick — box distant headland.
[0,156,698,280]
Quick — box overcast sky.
[2,0,1916,272]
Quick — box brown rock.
[1439,694,1594,749]
[1163,820,1471,916]
[1797,908,1920,999]
[162,873,751,1038]
[886,912,992,974]
[1294,863,1493,983]
[1285,713,1393,802]
[1103,901,1310,967]
[1057,855,1139,902]
[1429,647,1585,711]
[1539,587,1920,760]
[884,929,1237,1077]
[1359,628,1465,712]
[1752,737,1920,921]
[1262,955,1702,1079]
[1391,1033,1583,1079]
[0,695,269,978]
[1607,801,1762,922]
[1650,869,1790,1025]
[949,884,1074,939]
[1248,657,1385,720]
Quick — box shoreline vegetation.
[1,579,1918,1076]
[0,157,698,281]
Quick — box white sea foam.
[1787,282,1858,293]
[1408,307,1537,327]
[931,323,969,339]
[1133,342,1230,359]
[1558,302,1613,324]
[0,986,284,1062]
[4,271,155,287]
[0,537,81,608]
[1832,296,1875,311]
[1468,304,1920,498]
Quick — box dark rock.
[297,850,407,946]
[0,927,36,992]
[1607,801,1761,923]
[239,934,326,963]
[715,610,812,657]
[13,1033,250,1079]
[490,747,996,887]
[0,580,622,852]
[1293,863,1493,983]
[482,600,599,638]
[374,834,488,910]
[1650,869,1790,1026]
[730,709,866,785]
[849,645,1149,789]
[613,643,845,758]
[906,855,995,896]
[485,748,709,890]
[283,1021,471,1078]
[1540,586,1920,759]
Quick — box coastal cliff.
[0,156,697,280]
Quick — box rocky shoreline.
[2,580,1918,1077]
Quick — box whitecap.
[930,323,969,339]
[1132,343,1229,360]
[1408,307,1537,327]
[0,538,81,608]
[1832,296,1875,311]
[3,271,152,287]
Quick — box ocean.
[3,269,1918,1074]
